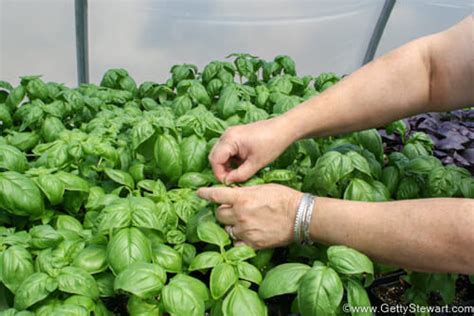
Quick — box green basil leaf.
[97,199,132,233]
[63,295,96,313]
[2,246,34,293]
[403,142,429,160]
[130,197,163,231]
[104,168,135,189]
[0,104,13,128]
[345,151,372,178]
[46,303,89,316]
[152,243,183,273]
[178,172,210,189]
[381,166,400,196]
[197,221,231,248]
[56,215,83,233]
[73,245,108,274]
[5,85,25,112]
[41,116,65,142]
[95,272,115,297]
[236,261,262,285]
[114,262,166,299]
[127,295,161,316]
[162,274,207,316]
[172,273,210,302]
[107,227,152,274]
[57,266,99,298]
[297,266,343,316]
[166,229,186,244]
[262,169,296,183]
[371,180,391,202]
[29,225,63,249]
[222,283,267,316]
[427,166,457,197]
[189,251,224,271]
[345,278,372,316]
[396,177,420,200]
[174,243,197,266]
[460,177,474,198]
[35,174,65,205]
[304,151,353,196]
[354,129,383,162]
[6,131,40,152]
[226,245,256,262]
[210,263,238,300]
[0,171,45,216]
[327,245,373,275]
[14,272,58,310]
[154,134,182,183]
[343,178,377,202]
[55,171,89,192]
[156,201,179,232]
[0,144,28,172]
[259,263,311,299]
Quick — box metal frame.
[75,0,89,84]
[362,0,396,65]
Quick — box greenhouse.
[0,1,473,315]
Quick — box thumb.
[225,161,258,184]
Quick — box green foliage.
[0,55,470,314]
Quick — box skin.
[197,16,474,274]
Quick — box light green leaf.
[222,284,267,316]
[259,263,311,299]
[210,263,238,300]
[114,262,166,299]
[327,245,373,276]
[297,266,343,316]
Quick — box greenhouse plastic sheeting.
[0,0,472,86]
[88,0,383,83]
[375,0,472,58]
[0,0,77,86]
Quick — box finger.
[196,187,239,205]
[226,161,258,184]
[215,205,236,225]
[209,142,238,182]
[234,240,249,247]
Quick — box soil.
[370,274,474,316]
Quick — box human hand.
[197,184,303,249]
[209,117,296,184]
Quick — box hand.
[197,184,303,249]
[209,117,296,184]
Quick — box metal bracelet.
[302,195,315,245]
[294,193,312,244]
[293,195,305,243]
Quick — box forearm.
[310,197,474,274]
[279,16,473,140]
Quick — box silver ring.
[225,225,237,240]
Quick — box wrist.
[273,114,302,144]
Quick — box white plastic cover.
[0,0,472,86]
[376,0,472,58]
[88,0,384,83]
[0,0,77,86]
